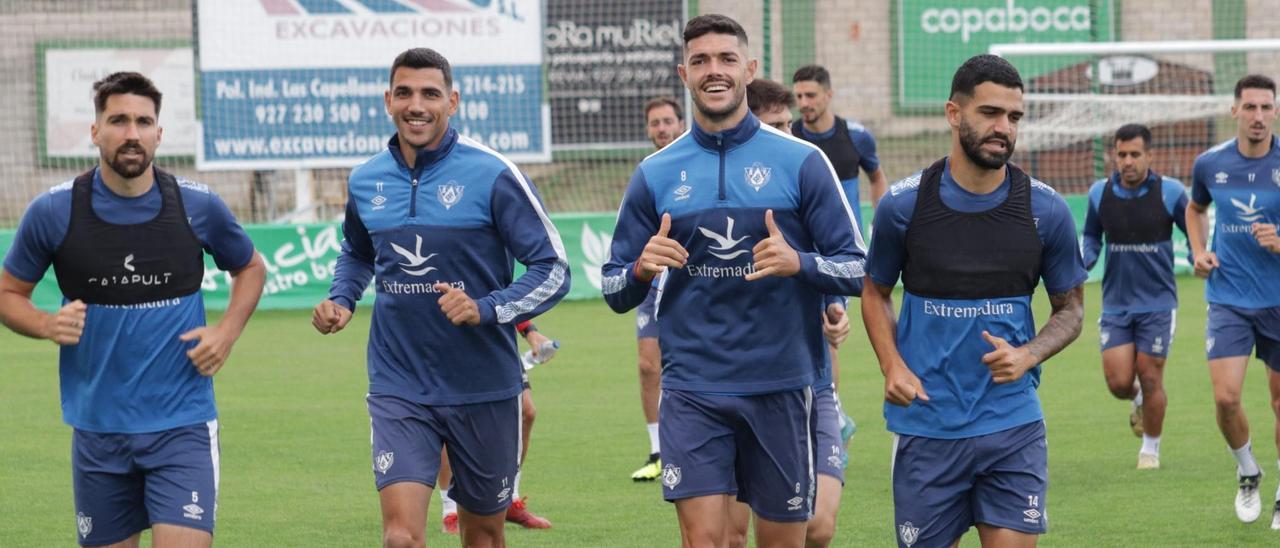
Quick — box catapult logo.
[86,253,174,289]
[262,0,525,40]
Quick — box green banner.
[0,200,1195,312]
[893,0,1116,111]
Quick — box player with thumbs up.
[861,56,1087,548]
[601,15,866,547]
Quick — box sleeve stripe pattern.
[602,271,627,295]
[458,135,570,323]
[758,123,868,252]
[815,256,866,279]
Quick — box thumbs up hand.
[981,330,1037,384]
[435,283,481,326]
[635,213,689,282]
[745,209,800,281]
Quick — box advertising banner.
[544,0,686,149]
[38,42,197,164]
[195,0,549,169]
[894,0,1115,110]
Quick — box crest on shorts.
[898,521,920,547]
[1206,337,1216,353]
[661,463,681,489]
[375,450,395,474]
[76,512,93,538]
[744,162,772,192]
[637,313,650,330]
[1099,330,1110,347]
[437,182,464,210]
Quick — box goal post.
[989,39,1280,193]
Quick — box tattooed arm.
[982,285,1085,383]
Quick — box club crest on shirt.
[744,162,771,192]
[438,182,464,210]
[1272,168,1280,188]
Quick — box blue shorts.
[636,286,659,339]
[1206,304,1280,370]
[1098,310,1177,357]
[367,393,520,516]
[813,384,846,483]
[72,421,220,546]
[892,421,1048,547]
[658,388,815,522]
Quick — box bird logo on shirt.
[1231,194,1265,223]
[698,217,750,260]
[390,235,438,276]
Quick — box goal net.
[992,39,1280,193]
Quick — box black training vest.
[1098,174,1173,244]
[792,115,860,181]
[51,168,205,305]
[901,158,1043,299]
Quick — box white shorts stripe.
[804,386,815,518]
[206,419,221,510]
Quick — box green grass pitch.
[3,277,1279,546]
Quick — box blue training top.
[796,119,880,230]
[3,168,255,433]
[602,112,866,395]
[327,129,570,406]
[1082,171,1189,314]
[866,159,1088,439]
[1190,137,1280,308]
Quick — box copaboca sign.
[895,0,1115,110]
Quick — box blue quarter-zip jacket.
[328,129,570,405]
[602,113,866,395]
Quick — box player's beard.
[1120,168,1145,186]
[958,118,1014,170]
[801,107,821,124]
[107,143,152,179]
[691,77,744,124]
[1246,122,1270,144]
[651,133,673,150]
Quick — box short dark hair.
[1234,74,1276,99]
[93,71,162,115]
[1114,123,1152,147]
[683,14,748,47]
[390,47,452,88]
[791,65,831,89]
[644,96,683,121]
[950,54,1023,100]
[747,79,795,114]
